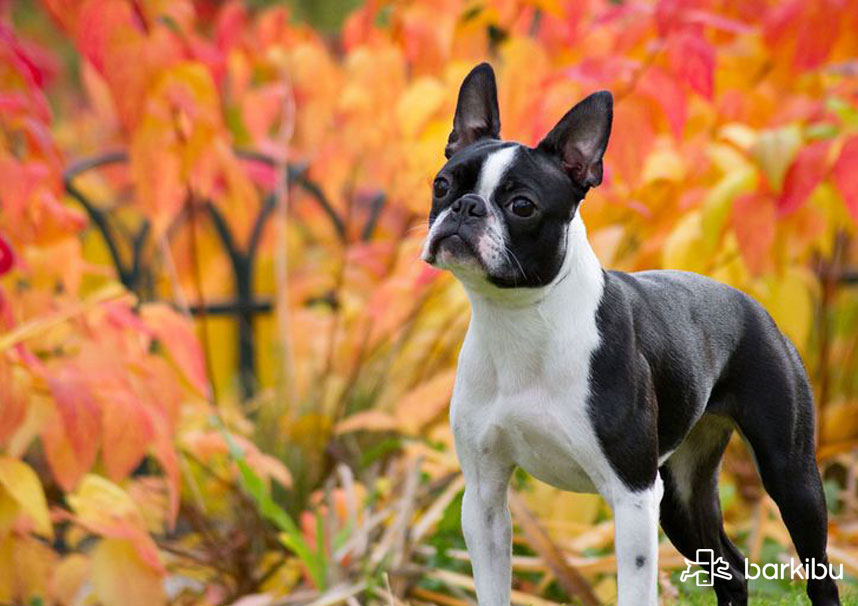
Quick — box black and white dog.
[421,63,840,606]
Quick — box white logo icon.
[680,549,733,586]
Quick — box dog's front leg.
[611,476,663,606]
[461,463,514,606]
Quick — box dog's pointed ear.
[445,63,501,159]
[537,90,612,189]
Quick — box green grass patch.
[675,582,858,605]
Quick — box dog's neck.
[456,214,605,382]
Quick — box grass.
[675,583,858,605]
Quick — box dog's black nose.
[451,194,487,218]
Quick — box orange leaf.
[636,66,686,140]
[395,369,457,434]
[832,135,858,224]
[140,303,209,397]
[150,431,181,529]
[181,430,292,488]
[778,140,830,216]
[47,365,101,464]
[100,389,154,483]
[41,371,99,491]
[732,193,776,276]
[40,416,93,492]
[0,357,27,445]
[335,410,397,435]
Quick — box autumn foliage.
[1,0,858,604]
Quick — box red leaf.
[832,136,858,224]
[654,0,688,36]
[763,0,802,47]
[0,234,14,276]
[732,193,776,275]
[763,0,840,72]
[637,66,687,140]
[793,2,839,71]
[666,30,715,99]
[778,140,830,216]
[48,366,101,468]
[215,1,248,52]
[75,0,137,74]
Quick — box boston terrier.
[421,63,840,606]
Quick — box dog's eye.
[510,197,536,218]
[433,177,450,198]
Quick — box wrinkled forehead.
[441,140,519,197]
[440,140,572,203]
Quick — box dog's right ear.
[445,63,501,159]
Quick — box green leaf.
[214,417,327,589]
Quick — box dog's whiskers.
[503,244,527,281]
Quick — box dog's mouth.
[425,232,477,264]
[423,226,479,265]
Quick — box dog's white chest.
[498,387,601,493]
[452,339,611,494]
[450,215,618,496]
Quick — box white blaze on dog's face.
[421,63,613,289]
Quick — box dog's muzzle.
[424,194,488,263]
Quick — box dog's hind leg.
[731,344,841,606]
[661,415,748,606]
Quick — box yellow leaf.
[701,166,757,253]
[523,481,602,532]
[0,533,56,603]
[708,142,751,175]
[396,77,446,138]
[820,400,858,446]
[760,267,815,349]
[0,457,53,539]
[92,539,166,606]
[751,124,802,191]
[594,576,618,605]
[719,123,757,151]
[0,489,16,534]
[662,210,706,273]
[642,146,685,183]
[67,474,145,531]
[51,554,91,606]
[67,474,164,572]
[0,535,11,603]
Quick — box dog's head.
[421,63,612,289]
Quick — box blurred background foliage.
[1,0,858,605]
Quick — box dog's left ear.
[537,91,613,189]
[445,63,501,159]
